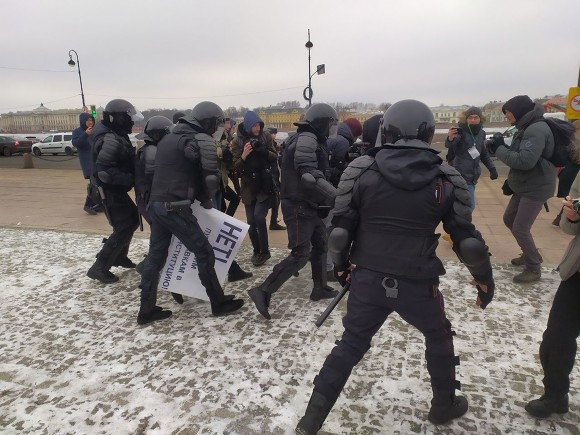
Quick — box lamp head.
[68,58,75,67]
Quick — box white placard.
[159,201,249,301]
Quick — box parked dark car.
[0,135,33,156]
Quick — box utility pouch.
[164,200,192,212]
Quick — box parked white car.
[32,132,75,156]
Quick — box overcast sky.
[2,0,579,113]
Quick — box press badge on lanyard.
[468,146,480,159]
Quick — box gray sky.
[2,0,579,113]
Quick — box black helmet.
[184,101,226,139]
[138,115,173,143]
[103,98,143,134]
[381,99,435,145]
[294,103,338,139]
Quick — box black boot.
[112,244,136,268]
[428,388,468,424]
[525,394,569,418]
[211,298,244,316]
[87,259,119,284]
[138,286,172,325]
[248,286,272,319]
[135,255,147,275]
[227,261,253,282]
[171,292,184,304]
[137,307,173,325]
[199,267,244,316]
[310,252,338,301]
[296,390,335,435]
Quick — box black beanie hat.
[465,106,483,118]
[502,95,535,121]
[362,114,383,144]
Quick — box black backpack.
[541,118,576,167]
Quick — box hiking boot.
[511,252,543,266]
[428,394,468,424]
[525,394,569,418]
[211,298,244,316]
[84,205,97,215]
[137,307,172,325]
[296,390,336,435]
[87,260,119,284]
[310,286,338,301]
[113,257,136,269]
[253,251,271,266]
[513,268,541,283]
[135,256,147,275]
[228,268,253,282]
[171,292,184,304]
[250,252,260,266]
[248,287,271,320]
[269,222,286,230]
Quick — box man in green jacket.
[488,95,555,283]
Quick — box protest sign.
[159,201,249,301]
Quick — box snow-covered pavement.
[1,228,578,434]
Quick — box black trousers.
[96,189,139,265]
[313,268,458,402]
[539,272,580,397]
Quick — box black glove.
[200,199,213,210]
[476,281,494,309]
[334,262,351,287]
[489,168,498,180]
[222,146,233,164]
[486,133,505,155]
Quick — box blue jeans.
[467,183,476,211]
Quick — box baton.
[315,282,350,328]
[138,212,144,231]
[97,186,113,225]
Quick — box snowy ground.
[0,227,578,435]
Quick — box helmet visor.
[212,117,226,140]
[127,107,144,122]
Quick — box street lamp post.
[68,49,86,110]
[303,29,325,107]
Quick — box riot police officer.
[137,101,243,325]
[248,103,339,320]
[87,99,143,284]
[296,100,496,433]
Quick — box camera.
[572,199,580,213]
[249,138,263,150]
[484,132,505,155]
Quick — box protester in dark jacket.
[72,113,98,214]
[326,118,363,187]
[445,106,498,210]
[231,111,277,266]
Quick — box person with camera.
[72,112,99,215]
[296,100,495,433]
[525,172,580,419]
[247,103,339,320]
[445,107,498,210]
[87,99,143,284]
[486,95,556,283]
[137,101,244,324]
[231,111,278,267]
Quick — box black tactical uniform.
[137,101,243,325]
[247,104,339,320]
[87,99,143,284]
[296,100,496,434]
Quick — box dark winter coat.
[331,139,492,281]
[72,113,94,178]
[91,121,135,192]
[495,104,556,202]
[149,122,219,204]
[327,123,356,186]
[231,118,277,205]
[444,124,496,184]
